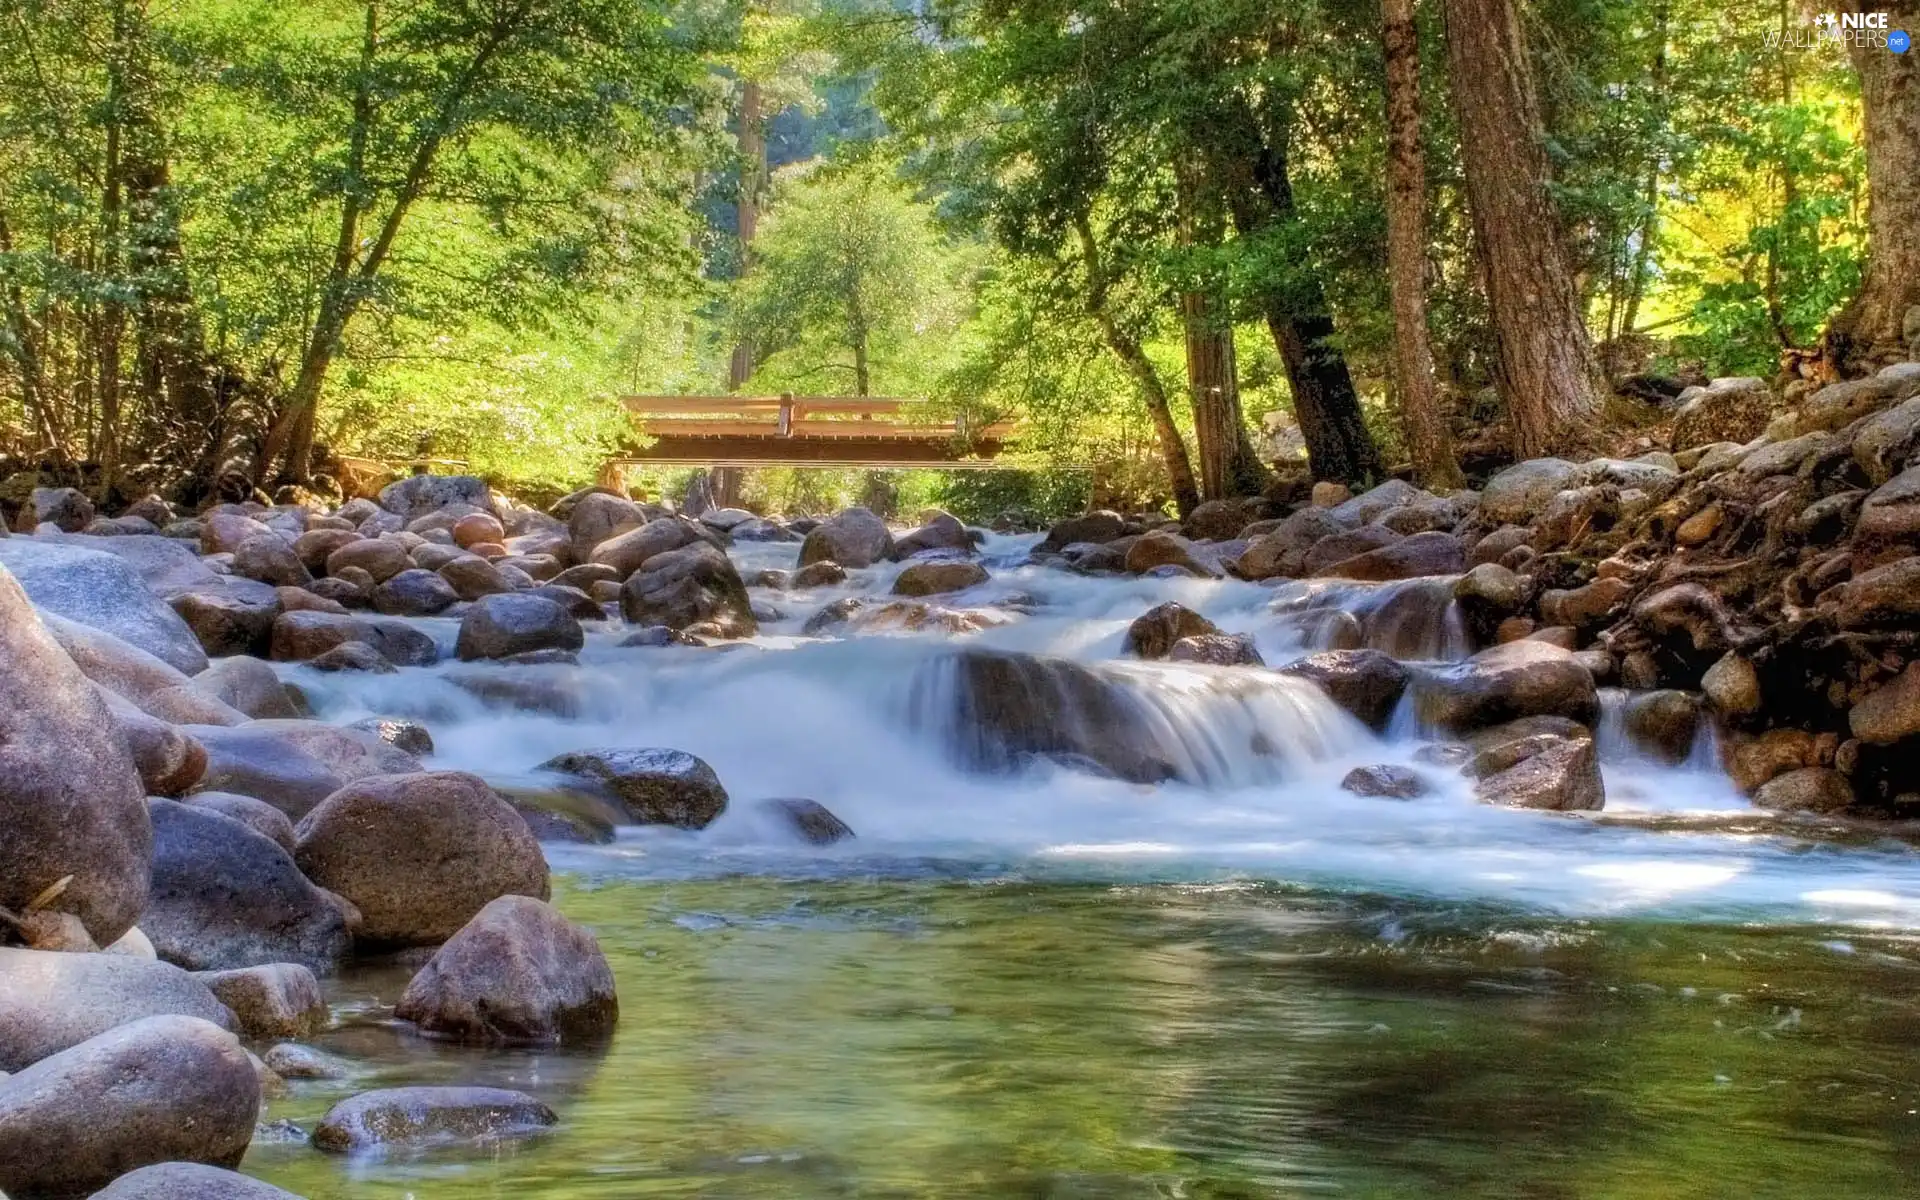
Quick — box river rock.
[187,720,419,818]
[262,1042,348,1080]
[190,656,305,720]
[537,748,729,829]
[1313,530,1464,582]
[1124,530,1214,576]
[799,507,894,568]
[15,486,93,532]
[1727,729,1818,793]
[1462,716,1605,811]
[0,571,153,946]
[369,567,457,616]
[312,1086,556,1153]
[791,561,847,589]
[0,1015,259,1198]
[146,800,354,973]
[198,511,271,555]
[1300,526,1402,576]
[1701,652,1762,716]
[755,797,855,844]
[89,1162,308,1199]
[1538,576,1634,630]
[1169,633,1264,666]
[1340,764,1429,799]
[0,539,207,673]
[379,475,494,521]
[1754,766,1854,813]
[1411,640,1599,732]
[894,511,975,557]
[926,650,1179,783]
[437,554,515,600]
[455,593,584,662]
[294,528,361,573]
[1275,649,1411,731]
[395,895,617,1046]
[1234,508,1350,581]
[41,613,241,726]
[294,772,549,948]
[0,948,232,1072]
[195,963,327,1040]
[229,535,312,589]
[1670,377,1775,450]
[892,560,989,597]
[1037,510,1129,554]
[1623,690,1700,764]
[1479,459,1581,525]
[97,689,207,796]
[179,792,297,853]
[589,517,712,577]
[324,538,409,583]
[566,493,645,565]
[268,610,438,666]
[1848,662,1920,745]
[1851,397,1920,485]
[452,512,506,549]
[1121,602,1219,659]
[618,541,756,636]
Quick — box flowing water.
[245,532,1920,1197]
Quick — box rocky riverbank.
[3,358,1919,1194]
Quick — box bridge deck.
[613,395,1014,468]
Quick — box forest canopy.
[0,0,1913,516]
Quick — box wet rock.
[0,1015,258,1198]
[192,656,306,720]
[802,597,864,635]
[1122,602,1221,660]
[1469,525,1534,568]
[894,510,976,557]
[1169,633,1264,666]
[1124,530,1215,576]
[370,567,458,616]
[1340,764,1428,800]
[790,561,848,589]
[306,642,394,673]
[845,600,1015,636]
[892,560,989,597]
[731,517,797,542]
[179,792,298,854]
[293,772,549,948]
[379,475,494,521]
[1848,662,1920,745]
[146,799,354,973]
[262,1042,347,1080]
[323,538,410,583]
[1700,653,1761,716]
[799,507,893,568]
[348,717,434,757]
[1410,640,1599,733]
[618,542,756,636]
[1454,562,1529,623]
[1313,530,1464,582]
[1623,690,1700,765]
[527,583,602,620]
[618,624,702,648]
[195,963,327,1039]
[395,895,616,1046]
[0,539,208,673]
[1275,649,1411,731]
[455,593,583,662]
[1037,510,1128,553]
[1480,458,1581,525]
[755,797,855,844]
[90,1162,307,1199]
[1753,766,1854,813]
[589,517,713,578]
[0,572,152,946]
[312,1086,556,1153]
[495,785,623,845]
[0,948,232,1072]
[1727,729,1818,793]
[1670,377,1775,450]
[1538,577,1633,631]
[1269,607,1365,651]
[268,610,438,666]
[1462,716,1605,811]
[537,748,729,829]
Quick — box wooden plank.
[634,418,975,440]
[617,433,1010,466]
[622,395,910,415]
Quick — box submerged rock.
[1341,764,1429,800]
[395,895,617,1046]
[312,1086,557,1153]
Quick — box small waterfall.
[904,649,1369,788]
[1269,577,1471,662]
[1595,688,1634,762]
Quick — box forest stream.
[231,532,1920,1199]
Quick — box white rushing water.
[287,531,1920,930]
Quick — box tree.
[1824,0,1920,372]
[1381,0,1462,488]
[1444,0,1607,458]
[1173,154,1265,501]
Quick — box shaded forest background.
[0,0,1913,519]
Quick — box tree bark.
[728,79,765,392]
[1825,0,1920,373]
[1175,154,1266,501]
[1199,98,1382,485]
[1381,0,1464,489]
[1075,214,1200,516]
[1443,0,1606,459]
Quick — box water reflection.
[248,877,1920,1198]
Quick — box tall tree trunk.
[1381,0,1464,489]
[1075,214,1200,516]
[1175,154,1266,501]
[1619,0,1670,341]
[1825,0,1920,373]
[1443,0,1606,459]
[0,212,71,466]
[1201,98,1382,485]
[728,79,765,392]
[96,0,131,498]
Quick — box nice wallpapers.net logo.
[1764,11,1912,51]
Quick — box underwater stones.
[799,507,894,568]
[312,1086,557,1153]
[455,593,584,662]
[395,895,617,1046]
[1275,649,1411,732]
[892,560,989,597]
[1122,602,1222,660]
[0,1015,259,1199]
[537,748,729,829]
[1462,716,1605,811]
[1340,764,1429,800]
[294,771,549,948]
[1410,640,1599,733]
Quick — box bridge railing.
[619,394,1013,442]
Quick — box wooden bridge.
[605,395,1016,470]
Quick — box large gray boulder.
[618,541,756,636]
[0,539,207,673]
[0,948,232,1072]
[40,613,244,727]
[294,772,550,948]
[395,895,617,1046]
[0,569,153,946]
[455,593,584,662]
[588,516,713,577]
[185,720,420,819]
[1275,649,1412,731]
[36,532,216,596]
[537,748,729,829]
[90,1162,307,1200]
[798,507,893,568]
[268,610,438,666]
[1410,640,1599,732]
[1478,458,1581,527]
[312,1086,556,1153]
[379,474,495,520]
[145,800,355,974]
[0,1015,259,1198]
